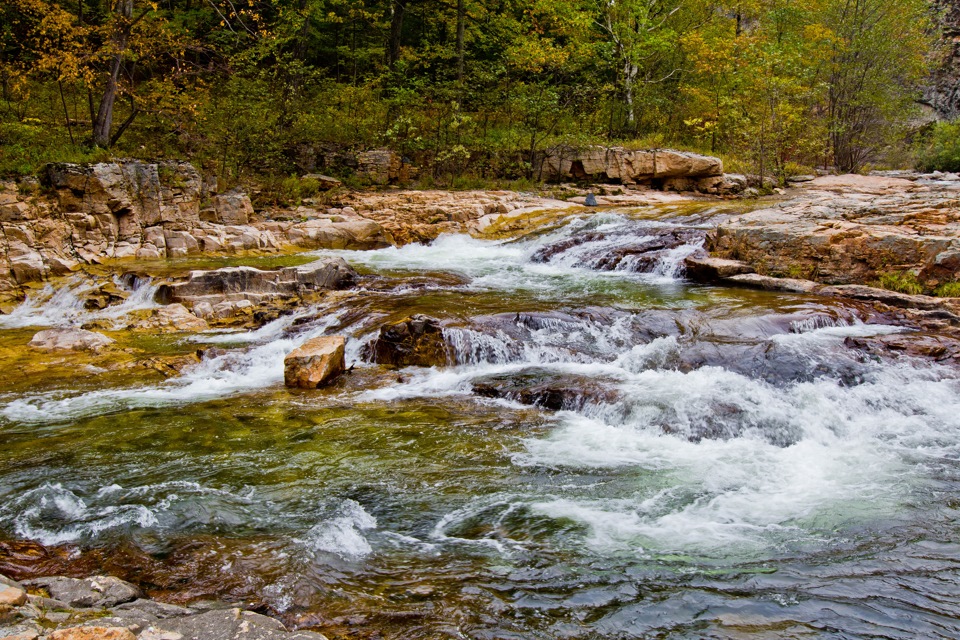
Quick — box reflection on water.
[2,210,960,638]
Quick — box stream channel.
[2,203,960,638]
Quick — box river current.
[2,208,960,638]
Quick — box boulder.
[27,576,142,608]
[357,149,401,185]
[29,328,115,352]
[0,584,27,606]
[213,191,255,225]
[541,146,723,185]
[149,608,327,640]
[125,304,210,332]
[157,258,357,305]
[302,174,342,190]
[284,336,346,388]
[370,315,450,367]
[684,256,755,282]
[472,370,620,410]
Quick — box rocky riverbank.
[0,572,327,640]
[0,152,730,309]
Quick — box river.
[2,205,960,638]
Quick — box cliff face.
[925,1,960,119]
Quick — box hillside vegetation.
[0,0,946,186]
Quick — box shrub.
[915,120,960,173]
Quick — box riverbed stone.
[154,608,328,640]
[125,304,210,333]
[27,576,142,608]
[28,328,115,352]
[49,627,136,640]
[0,587,26,607]
[684,256,755,282]
[370,315,450,367]
[284,336,346,388]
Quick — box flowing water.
[2,208,960,639]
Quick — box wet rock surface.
[284,336,346,388]
[156,258,357,322]
[472,370,621,410]
[369,315,450,367]
[0,572,329,640]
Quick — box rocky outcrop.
[707,174,960,290]
[29,328,115,352]
[369,315,450,367]
[284,336,346,388]
[124,304,210,332]
[541,147,727,191]
[925,0,960,119]
[0,572,328,640]
[156,258,356,321]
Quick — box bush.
[915,120,960,173]
[875,270,925,295]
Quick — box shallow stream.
[2,206,960,638]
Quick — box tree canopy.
[0,0,941,182]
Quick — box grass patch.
[934,281,960,298]
[874,270,925,295]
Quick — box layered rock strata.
[541,147,731,192]
[707,174,960,290]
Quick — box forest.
[0,0,954,189]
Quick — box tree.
[824,0,935,172]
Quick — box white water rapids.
[1,212,959,638]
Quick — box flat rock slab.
[152,608,327,640]
[26,576,141,608]
[28,329,115,352]
[284,336,346,388]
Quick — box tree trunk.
[388,0,405,70]
[456,0,465,83]
[92,0,133,148]
[623,61,638,130]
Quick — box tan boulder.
[49,627,136,640]
[0,584,27,606]
[125,304,210,333]
[29,328,115,352]
[213,191,254,225]
[284,336,346,388]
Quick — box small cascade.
[0,275,160,329]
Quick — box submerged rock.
[370,315,449,367]
[472,370,621,410]
[28,328,115,352]
[284,336,346,388]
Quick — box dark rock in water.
[530,226,705,272]
[472,369,620,411]
[584,193,598,207]
[845,333,960,364]
[370,315,450,367]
